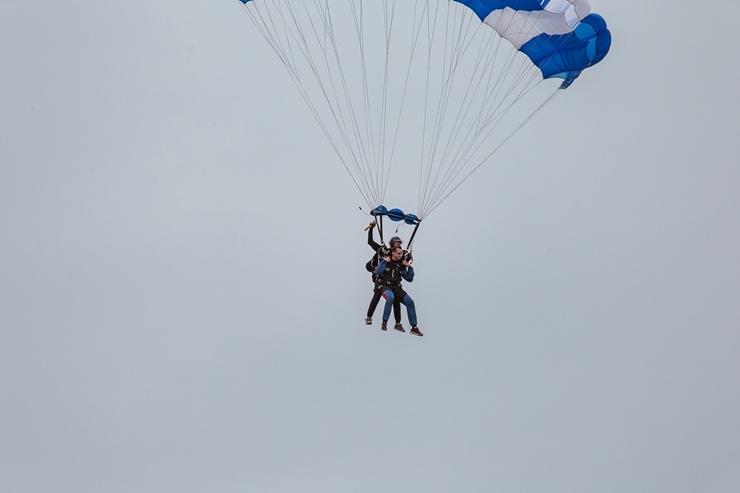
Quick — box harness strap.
[377,215,385,246]
[407,221,421,252]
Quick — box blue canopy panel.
[520,14,611,88]
[453,0,554,21]
[451,0,611,88]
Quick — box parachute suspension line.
[432,32,505,187]
[436,25,500,162]
[311,0,389,207]
[378,0,423,206]
[341,0,413,210]
[356,0,397,208]
[242,1,378,209]
[418,3,507,218]
[420,11,501,216]
[305,0,384,207]
[466,50,556,162]
[421,6,473,208]
[316,0,384,206]
[377,0,397,206]
[242,3,303,78]
[348,0,381,204]
[423,87,561,218]
[417,0,447,219]
[419,3,510,217]
[423,59,543,213]
[300,0,370,202]
[419,2,457,214]
[418,2,450,216]
[243,2,371,208]
[304,0,377,206]
[422,70,545,215]
[382,0,429,205]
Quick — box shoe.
[381,321,388,331]
[409,326,423,337]
[393,323,405,333]
[365,317,372,325]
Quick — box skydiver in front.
[375,245,423,337]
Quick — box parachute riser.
[407,221,422,253]
[378,215,385,246]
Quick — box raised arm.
[367,223,382,252]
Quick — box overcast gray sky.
[2,1,739,492]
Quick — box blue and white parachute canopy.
[453,0,611,88]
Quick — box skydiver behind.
[375,245,423,337]
[364,222,403,328]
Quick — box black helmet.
[389,236,403,248]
